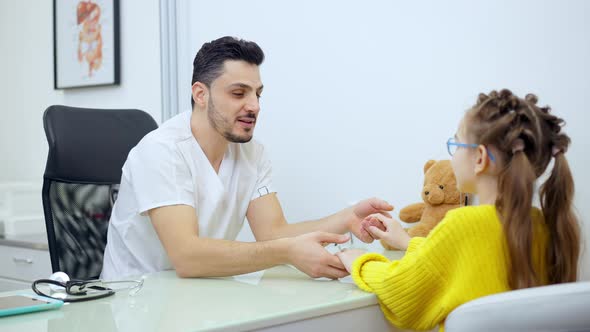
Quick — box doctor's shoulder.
[124,133,182,171]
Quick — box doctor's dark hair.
[190,36,265,108]
[465,89,580,289]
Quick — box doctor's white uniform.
[101,110,274,279]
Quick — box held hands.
[287,232,351,279]
[361,213,411,250]
[349,198,393,243]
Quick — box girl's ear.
[191,82,209,109]
[474,145,490,175]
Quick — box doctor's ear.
[191,82,209,108]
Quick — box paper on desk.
[232,270,264,285]
[338,275,355,284]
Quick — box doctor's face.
[207,60,263,143]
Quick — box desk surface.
[0,250,404,332]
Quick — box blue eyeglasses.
[447,137,496,162]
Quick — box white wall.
[0,0,63,183]
[0,1,162,206]
[179,0,590,279]
[1,0,588,280]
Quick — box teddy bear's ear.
[423,160,436,174]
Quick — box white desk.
[0,251,412,332]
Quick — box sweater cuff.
[407,237,426,254]
[351,253,390,292]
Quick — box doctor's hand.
[348,198,393,243]
[335,249,366,273]
[363,213,411,251]
[286,232,350,279]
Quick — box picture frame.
[53,0,120,89]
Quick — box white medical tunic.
[100,110,274,279]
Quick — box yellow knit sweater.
[351,205,549,331]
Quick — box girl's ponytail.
[540,149,580,283]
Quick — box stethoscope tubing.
[32,279,115,303]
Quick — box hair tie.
[552,146,564,157]
[511,139,525,154]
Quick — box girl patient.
[337,89,581,331]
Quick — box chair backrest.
[445,281,590,331]
[42,105,158,280]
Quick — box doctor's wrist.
[341,206,356,229]
[268,237,293,265]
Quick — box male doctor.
[101,36,392,280]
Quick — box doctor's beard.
[207,96,254,143]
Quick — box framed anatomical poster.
[53,0,120,89]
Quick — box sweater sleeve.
[351,251,448,329]
[350,210,473,330]
[406,236,426,254]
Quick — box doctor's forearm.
[171,237,291,278]
[271,207,352,238]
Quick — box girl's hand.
[363,213,411,250]
[348,198,393,243]
[335,249,367,273]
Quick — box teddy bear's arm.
[407,223,433,237]
[399,202,426,223]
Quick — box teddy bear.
[381,159,463,250]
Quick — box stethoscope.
[32,272,144,302]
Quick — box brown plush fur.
[382,159,462,250]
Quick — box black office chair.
[42,105,158,280]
